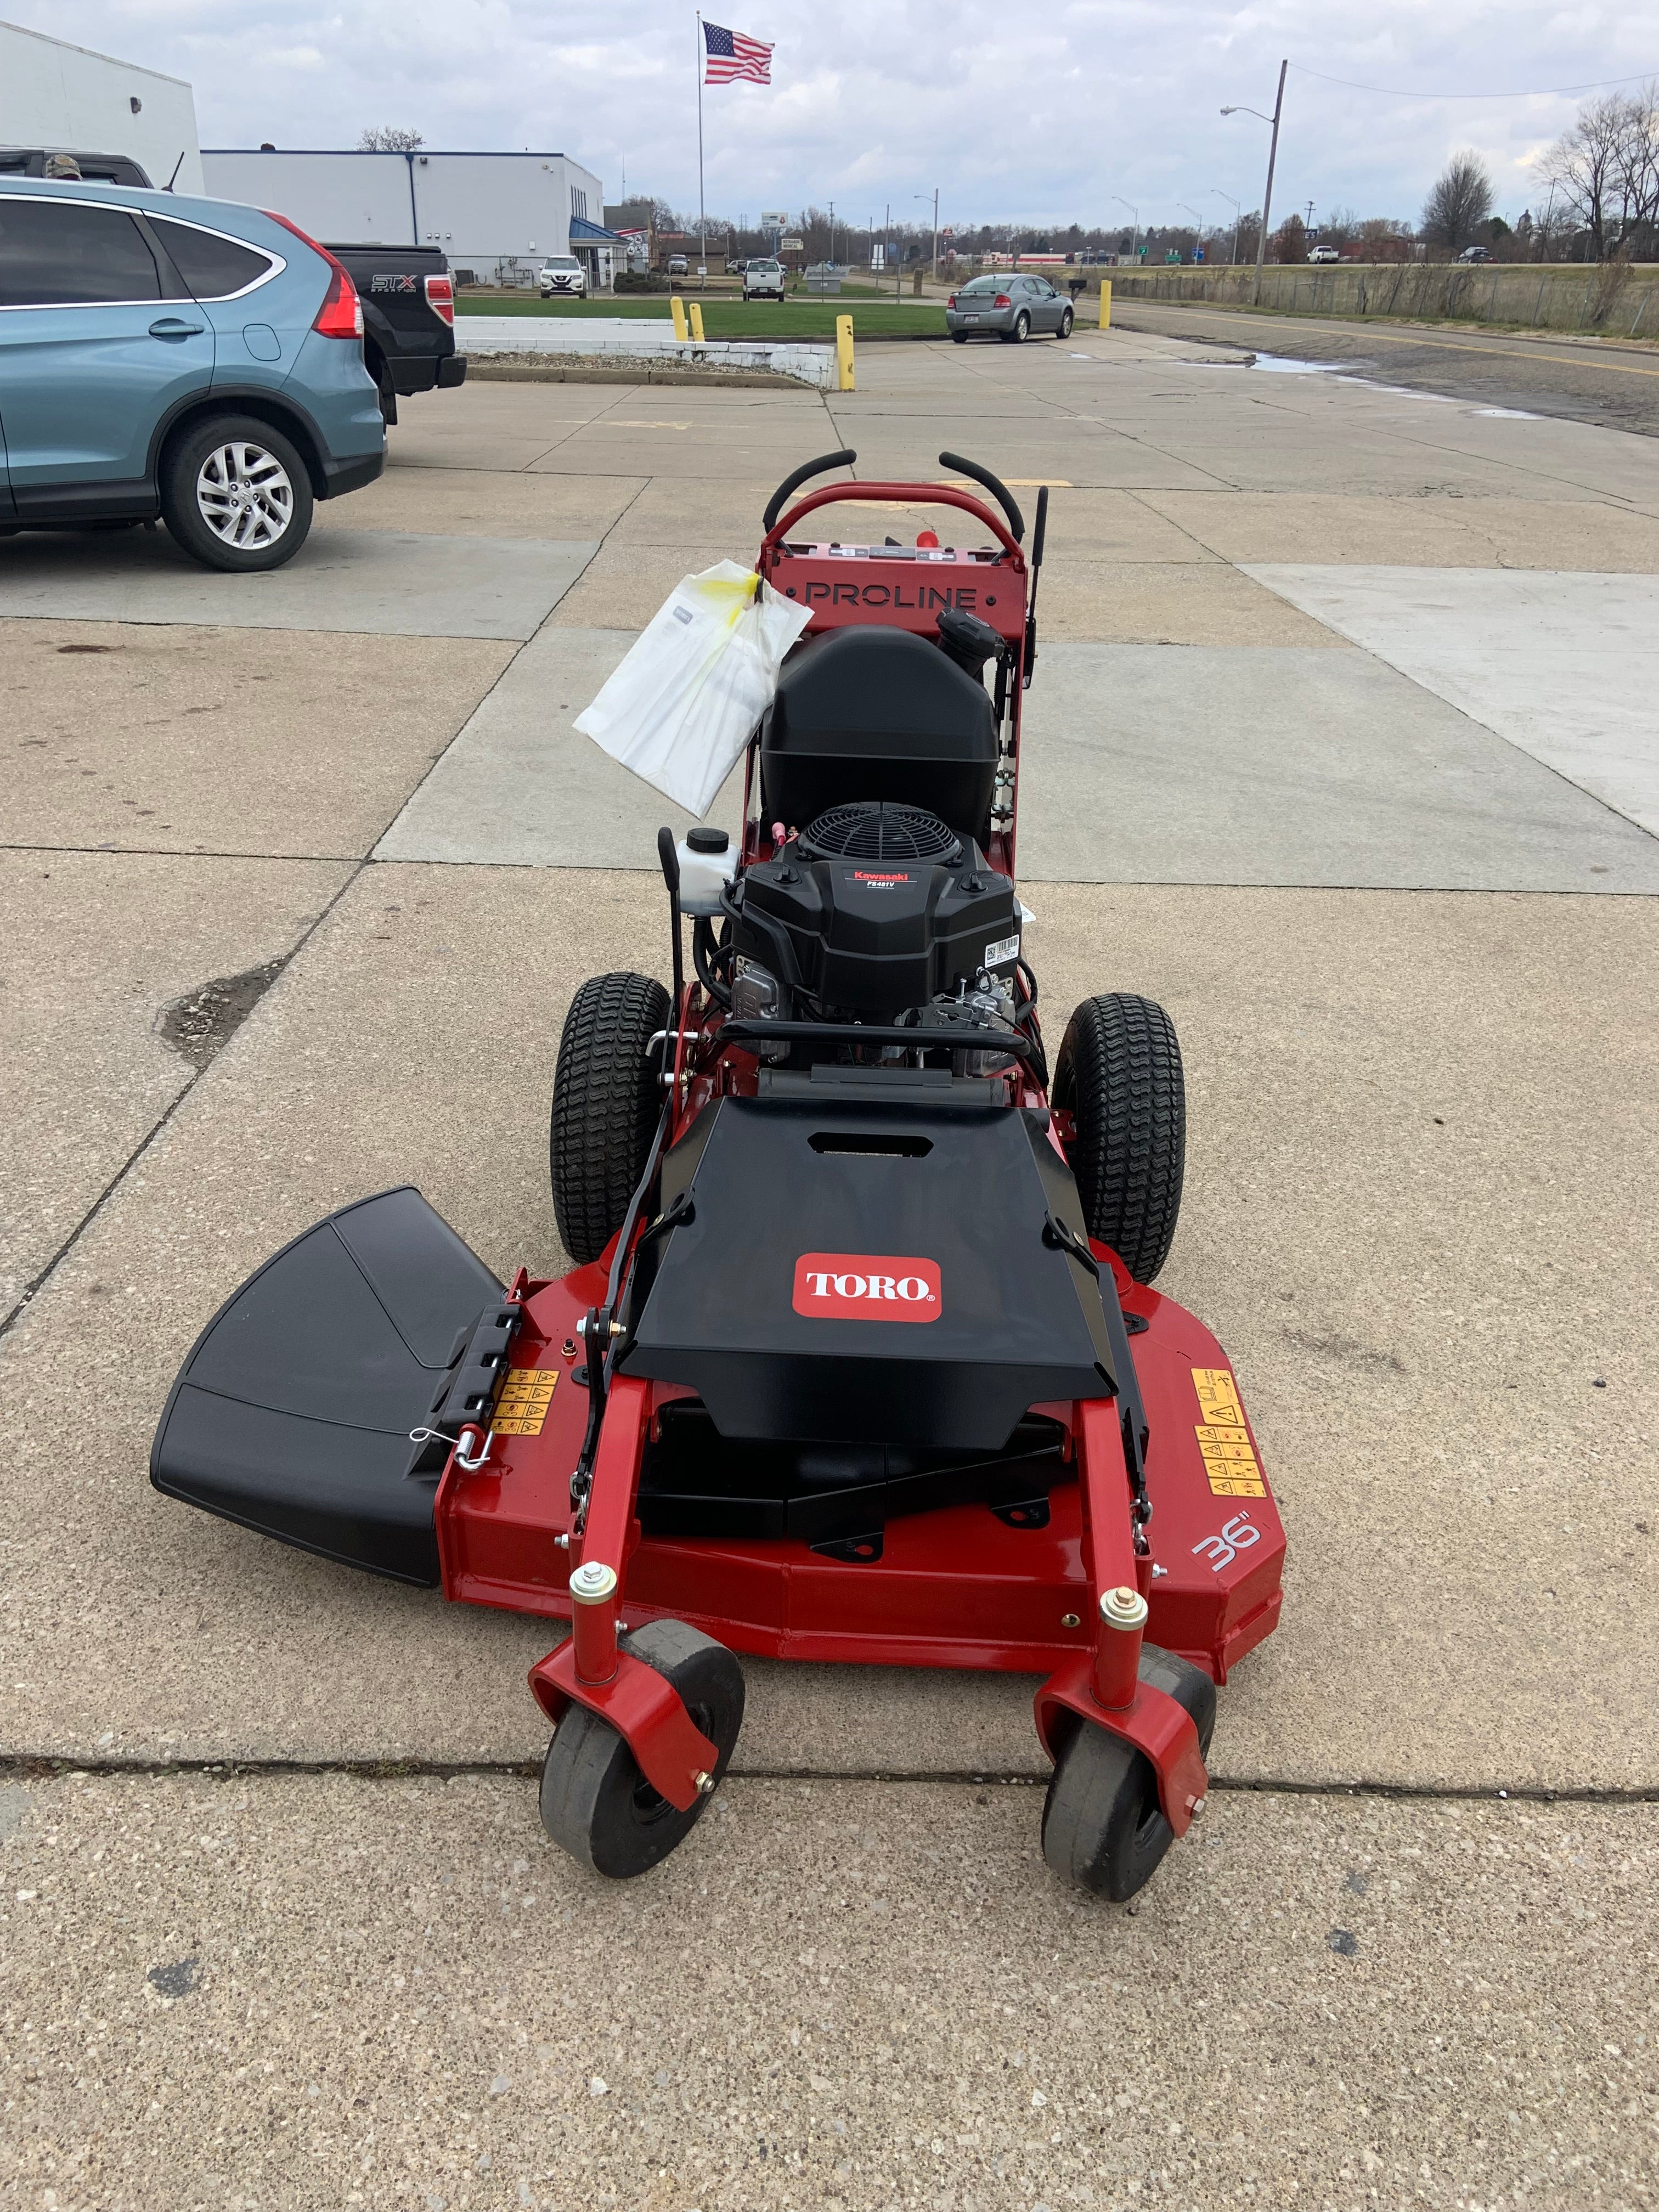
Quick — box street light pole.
[1210,188,1242,266]
[1112,195,1139,264]
[1222,57,1286,306]
[915,188,938,281]
[1178,201,1205,262]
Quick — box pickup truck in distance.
[328,244,467,424]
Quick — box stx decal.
[792,1252,942,1323]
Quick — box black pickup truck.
[330,244,467,424]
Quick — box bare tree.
[358,127,425,153]
[1272,212,1308,263]
[1421,153,1494,252]
[1539,87,1659,259]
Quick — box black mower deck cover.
[150,1188,500,1583]
[619,1084,1126,1451]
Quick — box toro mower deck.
[153,450,1284,1898]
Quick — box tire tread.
[1053,992,1185,1282]
[550,971,670,1265]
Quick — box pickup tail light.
[993,293,1012,308]
[262,209,363,339]
[424,273,455,326]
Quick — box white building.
[200,149,611,287]
[0,19,204,191]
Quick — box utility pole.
[1257,61,1285,305]
[1222,60,1286,305]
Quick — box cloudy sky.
[22,2,1658,233]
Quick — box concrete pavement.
[2,325,1656,2207]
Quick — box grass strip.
[456,296,949,340]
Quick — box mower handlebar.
[938,452,1024,545]
[762,449,858,533]
[760,481,1025,564]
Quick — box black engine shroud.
[731,804,1018,1020]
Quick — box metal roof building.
[200,148,608,286]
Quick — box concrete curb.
[458,314,835,387]
[464,357,804,389]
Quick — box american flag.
[703,20,772,84]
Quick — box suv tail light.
[262,210,363,339]
[946,292,957,308]
[993,292,1012,308]
[424,273,455,326]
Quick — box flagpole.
[696,11,706,259]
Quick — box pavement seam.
[364,476,656,862]
[1,842,362,863]
[2,1753,1654,1803]
[1242,565,1659,847]
[0,866,368,1344]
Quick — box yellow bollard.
[1098,280,1111,330]
[836,313,855,391]
[670,294,688,341]
[688,301,706,343]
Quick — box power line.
[1288,60,1659,100]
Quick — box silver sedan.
[946,272,1075,343]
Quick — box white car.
[743,257,786,301]
[538,255,587,298]
[1307,244,1340,264]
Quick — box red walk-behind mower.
[153,450,1283,1899]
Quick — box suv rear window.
[153,218,272,299]
[0,196,161,306]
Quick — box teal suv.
[0,177,385,569]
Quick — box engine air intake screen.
[800,802,962,865]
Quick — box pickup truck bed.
[327,244,467,424]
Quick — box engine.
[726,802,1022,1049]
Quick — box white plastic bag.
[574,561,812,818]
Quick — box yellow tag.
[1192,1368,1266,1496]
[492,1366,558,1437]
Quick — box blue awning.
[570,215,623,241]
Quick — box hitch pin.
[408,1424,493,1470]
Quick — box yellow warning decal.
[492,1366,558,1437]
[1192,1369,1266,1498]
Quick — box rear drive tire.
[1002,310,1031,344]
[1052,992,1185,1282]
[952,331,968,343]
[1041,1644,1215,1900]
[550,970,670,1265]
[159,413,313,572]
[539,1620,745,1878]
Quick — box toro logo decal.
[792,1253,942,1323]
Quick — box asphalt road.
[1112,296,1659,436]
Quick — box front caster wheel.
[1040,1644,1216,1900]
[538,1620,745,1878]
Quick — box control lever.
[1024,484,1048,690]
[657,826,684,1017]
